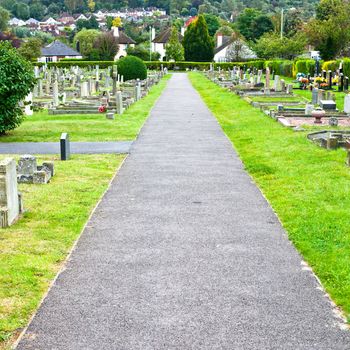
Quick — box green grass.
[0,154,124,349]
[249,96,305,103]
[0,75,170,143]
[189,72,350,321]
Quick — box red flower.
[98,106,106,113]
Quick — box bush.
[0,41,36,133]
[264,60,293,77]
[322,60,338,73]
[116,56,147,81]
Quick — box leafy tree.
[0,41,36,134]
[30,2,46,20]
[236,8,272,41]
[13,2,30,19]
[215,25,234,36]
[76,17,99,31]
[0,31,21,48]
[126,44,160,61]
[94,32,119,60]
[189,7,197,16]
[305,0,350,60]
[203,13,220,36]
[64,0,84,13]
[254,32,307,59]
[88,0,95,12]
[73,29,100,57]
[0,6,9,32]
[183,14,214,61]
[112,16,122,27]
[165,26,184,61]
[18,37,42,60]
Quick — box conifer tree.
[183,15,214,62]
[165,26,184,61]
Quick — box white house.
[112,27,136,59]
[214,33,256,62]
[38,40,82,63]
[8,17,26,26]
[151,27,183,61]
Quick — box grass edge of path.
[189,71,350,324]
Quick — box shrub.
[265,60,293,77]
[322,60,338,73]
[0,41,36,133]
[116,55,147,81]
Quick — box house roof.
[113,30,136,44]
[41,40,81,57]
[214,36,234,54]
[152,27,183,43]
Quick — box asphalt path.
[16,73,350,349]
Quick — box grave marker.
[60,133,70,161]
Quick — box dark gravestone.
[315,59,320,76]
[339,73,344,92]
[320,100,337,110]
[328,71,332,89]
[345,77,349,91]
[60,133,70,161]
[322,70,327,79]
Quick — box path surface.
[17,74,350,349]
[0,141,132,154]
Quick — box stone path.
[16,74,350,349]
[0,141,132,154]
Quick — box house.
[8,18,26,27]
[112,27,136,59]
[38,40,82,63]
[214,33,256,62]
[151,27,183,61]
[25,18,40,29]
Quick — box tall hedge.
[264,60,293,77]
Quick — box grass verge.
[0,75,171,143]
[0,154,124,349]
[189,72,350,321]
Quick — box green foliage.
[93,32,119,61]
[126,44,160,61]
[203,14,220,37]
[165,26,184,61]
[236,8,273,41]
[117,55,147,81]
[264,60,293,77]
[322,60,338,73]
[18,38,43,61]
[294,59,316,76]
[305,0,350,60]
[73,29,100,58]
[254,32,307,60]
[0,6,9,31]
[0,42,36,133]
[76,16,99,31]
[183,15,214,62]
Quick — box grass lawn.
[189,72,350,322]
[0,75,170,143]
[0,154,125,349]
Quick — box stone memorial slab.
[319,100,336,110]
[60,133,70,161]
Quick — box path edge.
[12,156,128,349]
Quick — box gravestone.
[274,75,281,92]
[0,158,22,227]
[116,91,123,115]
[53,79,59,107]
[80,82,89,97]
[320,100,336,110]
[60,133,70,161]
[305,104,314,115]
[286,84,293,94]
[344,94,350,114]
[339,73,344,92]
[345,77,349,91]
[280,79,286,92]
[106,112,115,120]
[265,67,270,94]
[312,88,319,105]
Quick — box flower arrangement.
[315,77,325,83]
[299,78,309,84]
[320,83,329,88]
[98,105,107,113]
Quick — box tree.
[0,41,36,134]
[87,0,95,12]
[18,38,43,61]
[215,25,234,36]
[305,0,350,60]
[183,14,214,61]
[13,2,30,19]
[30,2,46,20]
[112,16,122,27]
[94,32,119,60]
[64,0,84,13]
[126,44,160,61]
[165,26,184,61]
[0,6,9,32]
[203,14,220,37]
[254,32,307,59]
[189,7,197,16]
[250,15,273,40]
[73,29,100,57]
[76,16,99,31]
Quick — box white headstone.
[344,94,350,114]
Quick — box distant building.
[25,18,40,29]
[214,33,256,62]
[38,40,82,63]
[8,18,26,27]
[112,27,136,59]
[151,27,183,61]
